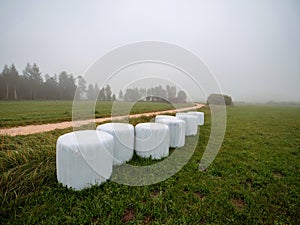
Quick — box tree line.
[0,63,117,101]
[0,63,187,102]
[118,85,187,103]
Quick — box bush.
[207,94,233,105]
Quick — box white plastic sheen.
[97,123,134,165]
[176,113,198,136]
[135,122,170,159]
[155,117,186,148]
[187,111,204,125]
[155,115,177,121]
[56,130,114,190]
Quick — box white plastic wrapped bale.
[97,123,134,165]
[56,130,114,190]
[135,122,170,159]
[156,118,186,148]
[155,115,176,122]
[187,111,204,125]
[176,113,198,136]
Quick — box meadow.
[0,101,191,128]
[0,104,299,224]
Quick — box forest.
[0,63,187,103]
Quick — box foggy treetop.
[0,63,187,103]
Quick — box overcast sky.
[0,0,299,102]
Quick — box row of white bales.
[56,111,204,190]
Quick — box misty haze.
[0,0,299,103]
[1,1,299,224]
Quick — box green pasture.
[0,105,299,224]
[0,101,191,128]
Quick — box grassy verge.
[0,101,192,128]
[0,105,299,224]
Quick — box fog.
[0,0,299,102]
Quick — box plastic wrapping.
[156,118,186,148]
[176,113,198,136]
[135,122,170,159]
[56,130,114,190]
[187,111,204,125]
[97,123,134,165]
[155,115,177,122]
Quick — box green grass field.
[0,105,300,224]
[0,101,191,128]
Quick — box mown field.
[0,101,191,128]
[0,105,300,224]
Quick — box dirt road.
[0,104,205,136]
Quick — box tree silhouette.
[76,76,87,100]
[98,88,105,101]
[23,63,42,100]
[177,90,187,103]
[118,90,123,100]
[105,85,112,101]
[87,84,96,100]
[58,72,76,100]
[1,64,19,100]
